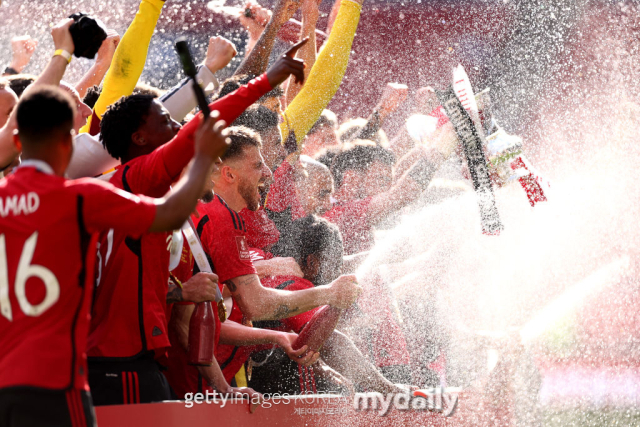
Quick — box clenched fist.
[204,36,237,74]
[327,274,362,309]
[182,272,220,303]
[9,36,38,73]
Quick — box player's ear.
[131,131,146,147]
[220,165,235,183]
[12,129,22,153]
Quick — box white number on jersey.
[0,232,60,321]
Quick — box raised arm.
[366,124,458,223]
[0,19,74,168]
[79,0,166,134]
[157,47,305,181]
[279,0,363,146]
[284,0,320,105]
[74,30,120,99]
[225,273,360,321]
[3,36,38,76]
[353,83,408,141]
[161,36,237,122]
[233,0,301,77]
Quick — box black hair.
[296,215,343,269]
[315,147,340,170]
[308,109,337,136]
[16,86,75,144]
[83,85,101,109]
[6,74,36,98]
[84,83,161,111]
[221,126,262,162]
[232,105,279,133]
[331,141,396,187]
[273,214,343,285]
[100,94,156,161]
[216,74,283,102]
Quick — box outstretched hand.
[265,38,308,87]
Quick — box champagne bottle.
[188,302,216,366]
[293,306,342,352]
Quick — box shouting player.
[87,41,309,406]
[0,32,229,427]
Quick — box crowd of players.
[0,0,462,425]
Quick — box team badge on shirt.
[235,236,250,260]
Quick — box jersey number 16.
[0,232,60,321]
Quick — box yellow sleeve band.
[79,0,165,134]
[53,49,72,64]
[279,0,362,145]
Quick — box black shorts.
[88,353,174,406]
[0,387,95,427]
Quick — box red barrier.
[96,392,482,427]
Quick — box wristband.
[53,49,72,64]
[3,66,18,75]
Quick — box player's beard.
[238,176,260,211]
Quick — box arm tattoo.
[272,304,299,320]
[166,282,184,304]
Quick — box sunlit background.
[2,0,639,425]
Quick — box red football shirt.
[88,75,272,360]
[323,197,375,255]
[164,242,223,397]
[193,196,259,382]
[0,163,155,391]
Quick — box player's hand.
[266,38,307,87]
[327,274,362,309]
[194,111,229,162]
[181,272,220,303]
[239,1,271,39]
[95,30,120,67]
[51,18,75,54]
[378,83,408,117]
[276,332,320,366]
[9,36,38,73]
[204,36,238,73]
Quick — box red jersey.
[164,243,222,396]
[194,196,257,284]
[192,196,259,382]
[0,162,155,391]
[265,161,306,220]
[323,197,375,255]
[88,75,272,360]
[240,208,279,254]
